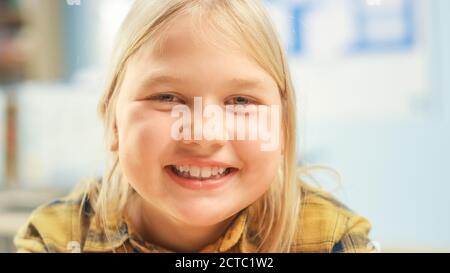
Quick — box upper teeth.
[174,165,227,178]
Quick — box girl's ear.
[110,126,119,152]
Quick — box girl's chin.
[171,207,238,227]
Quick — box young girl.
[14,0,375,253]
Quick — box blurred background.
[0,0,449,252]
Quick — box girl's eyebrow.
[135,74,184,93]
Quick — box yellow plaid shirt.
[14,182,376,253]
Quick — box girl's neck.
[126,195,236,252]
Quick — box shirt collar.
[93,209,248,253]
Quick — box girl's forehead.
[132,21,263,74]
[127,13,278,97]
[135,14,245,64]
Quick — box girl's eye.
[147,93,184,103]
[225,96,257,106]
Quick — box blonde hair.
[90,0,303,252]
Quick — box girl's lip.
[164,165,238,191]
[165,159,239,169]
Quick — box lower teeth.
[170,166,230,180]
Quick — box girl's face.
[115,15,284,227]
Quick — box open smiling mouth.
[165,165,239,181]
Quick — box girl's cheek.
[118,104,174,159]
[234,139,282,173]
[236,141,280,202]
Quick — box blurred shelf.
[0,189,65,210]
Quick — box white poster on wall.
[265,0,431,121]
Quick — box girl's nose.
[181,135,228,150]
[179,111,230,149]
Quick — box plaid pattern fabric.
[14,181,377,253]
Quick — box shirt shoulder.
[293,183,376,253]
[13,178,118,253]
